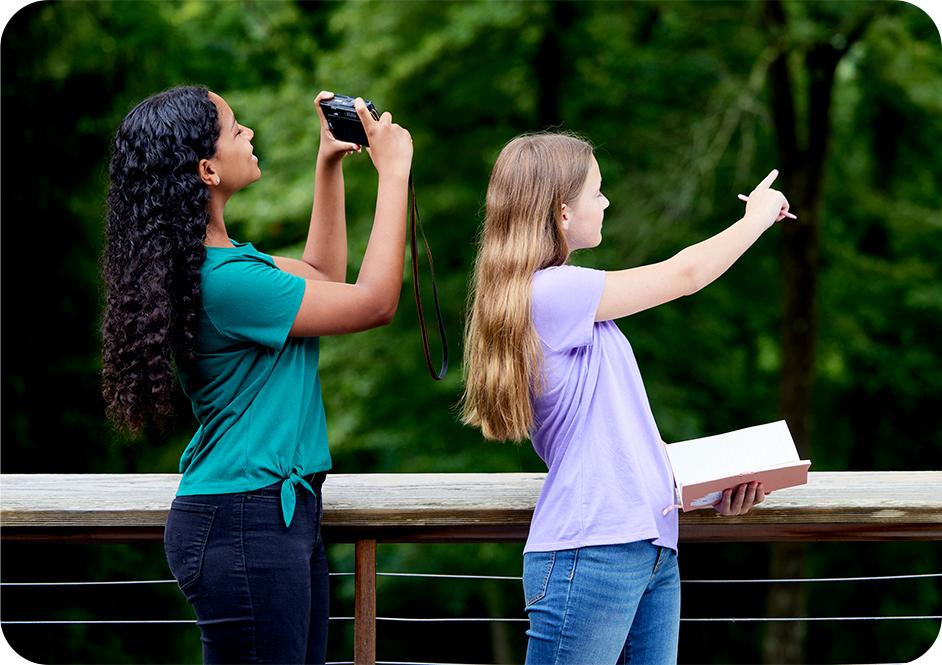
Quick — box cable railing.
[2,471,941,664]
[6,571,942,585]
[2,571,940,626]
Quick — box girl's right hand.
[745,169,790,227]
[355,98,413,180]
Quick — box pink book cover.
[664,421,812,512]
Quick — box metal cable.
[3,615,939,625]
[4,572,939,586]
[376,572,521,581]
[681,616,942,622]
[1,580,177,586]
[683,573,942,583]
[1,618,351,625]
[376,662,489,665]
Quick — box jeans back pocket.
[523,551,557,608]
[164,500,217,592]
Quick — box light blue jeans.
[522,540,680,665]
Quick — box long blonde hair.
[461,132,595,442]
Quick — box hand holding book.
[664,421,810,514]
[711,481,766,516]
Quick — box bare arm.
[295,156,348,281]
[596,169,790,322]
[273,157,349,282]
[273,91,361,283]
[300,91,365,282]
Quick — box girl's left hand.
[314,90,362,162]
[713,481,765,516]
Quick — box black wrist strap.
[408,172,448,380]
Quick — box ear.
[198,158,219,187]
[560,203,571,230]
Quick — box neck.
[204,192,231,247]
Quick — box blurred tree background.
[1,1,940,663]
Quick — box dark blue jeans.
[164,475,328,664]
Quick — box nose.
[246,126,255,140]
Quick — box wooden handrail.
[1,471,940,543]
[3,471,940,665]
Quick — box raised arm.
[273,91,360,283]
[596,169,790,322]
[287,98,413,336]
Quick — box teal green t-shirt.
[176,240,331,526]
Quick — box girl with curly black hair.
[102,85,412,663]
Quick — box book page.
[665,421,802,486]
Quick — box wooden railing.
[2,471,941,664]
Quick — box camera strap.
[408,173,448,380]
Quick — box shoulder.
[203,242,274,272]
[201,244,303,310]
[203,244,277,283]
[532,265,605,301]
[531,265,606,351]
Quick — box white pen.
[738,193,798,219]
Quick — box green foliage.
[1,1,940,663]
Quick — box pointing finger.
[756,169,779,191]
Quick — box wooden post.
[354,538,377,665]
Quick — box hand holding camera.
[313,91,363,163]
[317,93,413,180]
[352,97,413,181]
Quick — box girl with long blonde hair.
[462,132,791,663]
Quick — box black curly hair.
[102,86,220,433]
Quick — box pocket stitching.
[244,492,281,502]
[525,551,556,608]
[166,502,217,591]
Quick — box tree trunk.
[761,3,873,662]
[534,1,575,129]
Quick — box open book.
[664,421,811,511]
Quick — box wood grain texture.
[354,539,377,665]
[1,472,940,542]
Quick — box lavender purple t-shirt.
[525,265,679,554]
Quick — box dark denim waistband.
[304,471,327,493]
[244,471,327,494]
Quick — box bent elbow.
[365,293,398,328]
[353,283,399,329]
[682,263,704,296]
[375,301,398,326]
[671,249,704,297]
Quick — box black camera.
[318,94,379,146]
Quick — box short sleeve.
[531,265,605,351]
[202,256,306,350]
